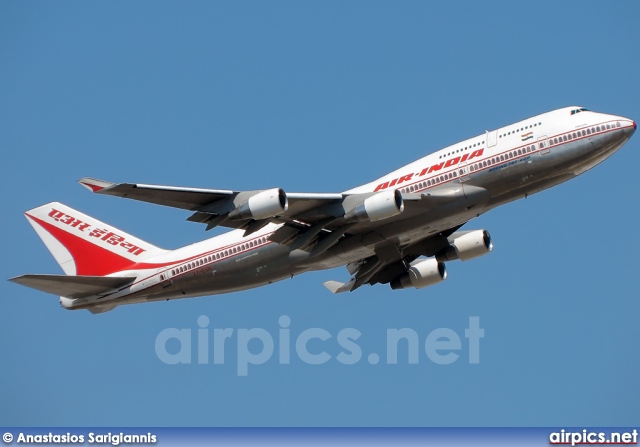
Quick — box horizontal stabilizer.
[10,274,135,299]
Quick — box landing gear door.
[538,136,549,155]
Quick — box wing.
[79,177,343,230]
[79,177,490,256]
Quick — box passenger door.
[486,130,498,148]
[538,136,549,155]
[159,269,172,287]
[458,161,470,182]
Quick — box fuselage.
[65,106,636,310]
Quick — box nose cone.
[616,116,636,136]
[627,119,636,136]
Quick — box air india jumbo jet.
[10,106,636,313]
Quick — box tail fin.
[24,202,167,276]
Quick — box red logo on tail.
[48,208,146,256]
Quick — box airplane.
[10,106,636,314]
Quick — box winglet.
[78,177,115,193]
[323,278,356,294]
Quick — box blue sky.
[1,1,639,427]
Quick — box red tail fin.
[25,202,167,276]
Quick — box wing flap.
[10,274,136,299]
[323,279,357,294]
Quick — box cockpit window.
[571,107,591,115]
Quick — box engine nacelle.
[390,258,447,290]
[59,297,75,308]
[436,229,493,262]
[345,190,404,222]
[228,188,288,221]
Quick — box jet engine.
[436,230,493,262]
[390,258,447,290]
[345,190,404,222]
[228,188,288,220]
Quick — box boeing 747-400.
[10,106,635,313]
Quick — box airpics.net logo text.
[154,316,484,376]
